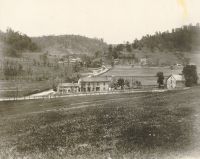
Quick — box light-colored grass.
[101,65,183,77]
[0,80,51,97]
[0,87,200,158]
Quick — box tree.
[82,55,92,67]
[73,61,81,72]
[156,72,164,88]
[108,45,113,53]
[94,51,101,58]
[3,28,39,57]
[40,53,48,66]
[129,24,200,52]
[108,45,113,59]
[125,80,130,88]
[110,80,118,90]
[3,60,24,80]
[133,80,142,88]
[115,44,124,52]
[117,78,125,90]
[182,65,198,87]
[126,42,132,52]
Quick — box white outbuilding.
[166,74,185,89]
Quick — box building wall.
[166,77,176,89]
[58,86,79,94]
[176,81,185,88]
[80,81,109,92]
[166,77,185,89]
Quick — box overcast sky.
[0,0,200,44]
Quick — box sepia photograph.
[0,0,200,158]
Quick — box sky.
[0,0,200,44]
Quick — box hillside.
[0,29,39,58]
[0,29,108,57]
[106,24,200,66]
[32,35,108,56]
[132,24,200,52]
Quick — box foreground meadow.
[0,87,200,158]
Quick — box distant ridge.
[32,35,108,56]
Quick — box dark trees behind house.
[2,28,39,57]
[182,65,198,87]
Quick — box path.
[0,89,167,102]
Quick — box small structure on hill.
[78,76,111,92]
[140,58,148,66]
[166,74,185,89]
[57,83,79,94]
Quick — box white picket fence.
[0,89,168,102]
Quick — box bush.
[182,65,198,87]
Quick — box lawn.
[0,80,51,98]
[101,65,183,77]
[0,87,200,158]
[100,66,185,86]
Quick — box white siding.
[166,76,176,89]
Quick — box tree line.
[106,23,200,60]
[1,28,39,57]
[133,24,200,52]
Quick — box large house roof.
[58,83,79,87]
[79,76,111,82]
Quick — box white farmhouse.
[166,74,185,89]
[78,76,111,92]
[57,83,79,94]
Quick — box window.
[97,82,99,86]
[82,82,85,87]
[103,82,105,86]
[96,87,100,91]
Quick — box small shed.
[166,74,185,89]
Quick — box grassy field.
[0,87,200,158]
[100,65,184,86]
[0,80,51,97]
[101,65,183,77]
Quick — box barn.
[166,74,185,89]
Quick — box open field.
[101,65,183,77]
[0,80,51,98]
[100,65,185,86]
[0,87,200,158]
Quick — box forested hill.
[1,24,200,59]
[132,24,200,52]
[32,35,108,55]
[0,29,107,57]
[0,29,39,57]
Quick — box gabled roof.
[79,76,111,82]
[167,74,185,81]
[58,83,79,87]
